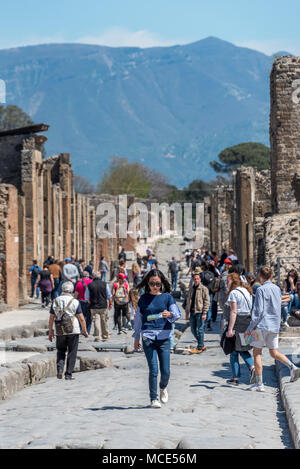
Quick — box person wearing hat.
[220,257,232,274]
[185,271,210,354]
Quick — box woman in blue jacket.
[133,269,181,408]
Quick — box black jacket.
[88,279,108,309]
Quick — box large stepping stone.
[78,352,113,371]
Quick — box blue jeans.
[281,305,289,323]
[190,311,204,349]
[171,273,178,291]
[100,271,107,282]
[205,293,214,324]
[142,337,170,401]
[31,277,40,298]
[288,293,300,313]
[230,351,254,379]
[52,278,60,300]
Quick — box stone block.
[78,352,113,371]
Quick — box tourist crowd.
[40,242,300,407]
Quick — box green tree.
[210,142,270,174]
[0,104,46,156]
[182,179,212,202]
[98,157,151,198]
[0,104,34,130]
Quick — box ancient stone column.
[270,57,300,214]
[0,185,19,309]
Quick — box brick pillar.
[21,146,43,284]
[270,57,300,214]
[234,168,255,272]
[0,185,19,309]
[58,154,72,257]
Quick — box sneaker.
[150,399,162,409]
[247,383,265,392]
[65,375,75,381]
[189,348,201,354]
[283,321,289,328]
[250,368,256,385]
[170,348,174,354]
[226,378,239,386]
[160,388,168,404]
[57,372,63,379]
[290,367,300,383]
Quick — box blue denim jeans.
[281,305,289,323]
[52,278,60,300]
[31,277,40,298]
[288,293,300,313]
[190,311,204,349]
[142,337,170,401]
[171,273,178,291]
[205,293,214,324]
[100,271,107,282]
[230,351,254,379]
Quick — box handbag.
[220,326,236,355]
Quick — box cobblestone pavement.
[0,238,294,449]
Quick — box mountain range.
[0,37,283,187]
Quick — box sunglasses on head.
[149,281,162,288]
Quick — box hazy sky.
[1,0,300,55]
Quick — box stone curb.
[0,353,56,400]
[0,320,49,342]
[275,357,300,449]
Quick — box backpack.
[115,285,129,305]
[201,271,215,289]
[54,298,76,336]
[32,265,40,276]
[211,277,221,293]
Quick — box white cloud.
[234,39,300,56]
[76,27,187,49]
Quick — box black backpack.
[32,265,40,276]
[201,271,215,289]
[54,298,75,336]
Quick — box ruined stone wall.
[264,212,300,284]
[203,196,211,250]
[0,185,19,309]
[0,131,101,307]
[210,186,233,255]
[264,57,300,280]
[270,57,300,214]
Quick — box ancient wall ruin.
[0,125,136,308]
[206,56,300,280]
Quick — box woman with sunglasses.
[133,269,181,408]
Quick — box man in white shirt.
[48,281,88,380]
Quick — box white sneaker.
[290,367,300,383]
[247,383,265,392]
[150,399,162,409]
[160,388,168,404]
[284,321,289,328]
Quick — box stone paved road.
[0,237,294,449]
[0,323,293,449]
